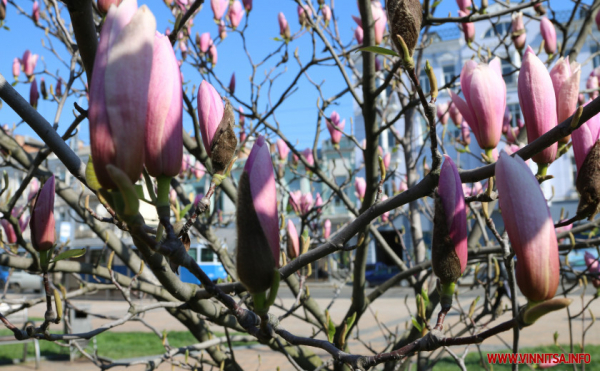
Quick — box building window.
[419,70,430,94]
[484,22,511,38]
[591,45,600,68]
[387,129,395,148]
[508,103,521,127]
[443,65,455,86]
[501,59,515,85]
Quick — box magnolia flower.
[88,0,156,189]
[511,12,526,50]
[278,12,291,40]
[383,152,391,170]
[496,152,559,302]
[458,10,475,44]
[540,17,557,55]
[571,102,600,172]
[437,102,449,126]
[584,252,600,288]
[192,162,205,179]
[371,0,387,45]
[323,219,331,239]
[276,139,289,161]
[236,136,279,294]
[302,148,314,167]
[211,0,228,20]
[433,155,468,288]
[98,0,123,14]
[0,220,16,244]
[449,102,462,127]
[198,32,212,53]
[450,58,505,150]
[32,1,40,23]
[300,192,313,215]
[22,50,38,79]
[587,72,599,100]
[297,4,312,28]
[518,47,557,165]
[286,220,300,259]
[456,0,471,11]
[322,5,331,26]
[355,24,364,45]
[145,32,183,178]
[229,0,244,29]
[209,44,218,65]
[12,58,20,80]
[30,176,56,252]
[28,178,40,202]
[243,0,252,12]
[289,190,302,214]
[355,177,366,201]
[314,192,323,212]
[550,57,580,144]
[326,111,345,147]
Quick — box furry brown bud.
[386,0,422,57]
[576,140,600,219]
[211,101,238,174]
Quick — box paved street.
[1,283,599,370]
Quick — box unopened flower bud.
[30,176,56,252]
[386,0,422,57]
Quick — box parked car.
[0,266,43,293]
[365,263,400,287]
[179,244,228,284]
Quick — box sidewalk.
[2,288,599,370]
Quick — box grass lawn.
[0,328,254,363]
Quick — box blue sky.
[0,0,584,150]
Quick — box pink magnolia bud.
[40,78,47,99]
[0,220,16,244]
[302,148,314,167]
[571,102,600,172]
[286,220,299,259]
[315,192,323,213]
[197,81,224,157]
[437,102,449,126]
[89,0,156,190]
[458,10,474,44]
[32,1,40,23]
[179,40,188,60]
[371,1,387,45]
[279,12,290,40]
[449,102,462,127]
[219,19,227,39]
[450,58,505,150]
[502,106,511,134]
[236,136,280,293]
[209,44,218,65]
[239,106,245,128]
[355,24,364,45]
[300,192,313,215]
[169,188,177,204]
[432,155,468,285]
[383,152,391,170]
[211,0,228,20]
[297,4,312,28]
[533,3,546,15]
[460,120,471,146]
[229,72,236,94]
[540,17,556,55]
[289,190,301,214]
[30,78,39,109]
[518,47,558,165]
[505,125,520,144]
[198,32,212,53]
[192,161,205,179]
[323,219,331,239]
[30,175,56,252]
[511,12,526,50]
[355,177,366,201]
[22,50,38,79]
[243,0,252,12]
[584,252,600,288]
[550,57,580,144]
[12,58,20,80]
[326,111,345,146]
[12,206,29,232]
[381,194,390,223]
[229,0,244,29]
[98,0,123,15]
[496,152,559,302]
[28,178,40,202]
[455,0,471,11]
[181,154,191,173]
[587,72,598,100]
[322,5,331,26]
[276,139,289,161]
[145,32,183,178]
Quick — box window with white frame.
[443,65,455,86]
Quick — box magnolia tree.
[0,0,599,370]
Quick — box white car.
[0,266,43,293]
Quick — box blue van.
[179,245,228,284]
